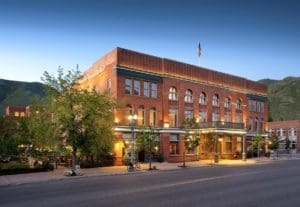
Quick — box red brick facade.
[80,48,268,164]
[268,120,300,150]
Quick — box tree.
[252,134,265,157]
[41,67,117,174]
[268,133,279,150]
[136,125,159,170]
[0,117,22,160]
[26,103,59,158]
[182,117,200,167]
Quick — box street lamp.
[128,114,138,163]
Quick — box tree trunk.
[72,146,77,174]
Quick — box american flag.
[198,42,201,57]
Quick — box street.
[1,160,300,207]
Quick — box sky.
[0,0,299,82]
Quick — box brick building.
[79,47,268,165]
[268,120,300,150]
[5,106,29,117]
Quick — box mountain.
[0,79,45,115]
[259,77,300,121]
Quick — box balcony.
[198,121,245,130]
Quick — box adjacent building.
[79,47,268,165]
[5,106,29,117]
[268,120,300,150]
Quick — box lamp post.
[128,114,138,163]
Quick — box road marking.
[96,170,264,199]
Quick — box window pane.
[169,109,178,127]
[199,111,207,123]
[151,83,157,98]
[149,108,156,126]
[133,80,140,96]
[125,79,132,95]
[143,82,149,97]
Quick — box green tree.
[0,117,21,160]
[268,133,279,150]
[41,67,117,174]
[182,118,200,167]
[136,125,159,170]
[26,103,59,158]
[252,134,265,157]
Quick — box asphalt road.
[1,160,300,207]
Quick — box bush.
[0,161,54,175]
[156,153,164,162]
[80,154,115,168]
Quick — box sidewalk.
[0,157,282,186]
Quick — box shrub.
[156,153,164,162]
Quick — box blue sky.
[0,0,299,82]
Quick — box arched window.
[184,89,193,103]
[125,105,133,124]
[212,94,220,107]
[169,87,178,101]
[224,97,231,108]
[137,106,145,125]
[199,92,207,105]
[236,98,242,110]
[149,107,156,126]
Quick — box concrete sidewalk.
[0,158,277,186]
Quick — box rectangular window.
[236,137,242,153]
[137,108,145,125]
[143,82,149,97]
[225,136,232,153]
[224,112,232,122]
[151,83,157,98]
[212,113,220,122]
[125,79,132,95]
[149,108,156,126]
[184,109,193,119]
[169,134,179,154]
[236,113,243,123]
[169,109,178,127]
[133,80,140,96]
[199,111,207,123]
[107,79,111,93]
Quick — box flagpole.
[197,42,201,67]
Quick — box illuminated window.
[236,137,242,153]
[169,109,178,127]
[169,134,179,155]
[199,92,207,105]
[224,136,232,153]
[184,89,193,103]
[149,108,156,126]
[137,106,145,125]
[125,105,133,124]
[169,87,178,101]
[14,112,19,117]
[20,112,25,117]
